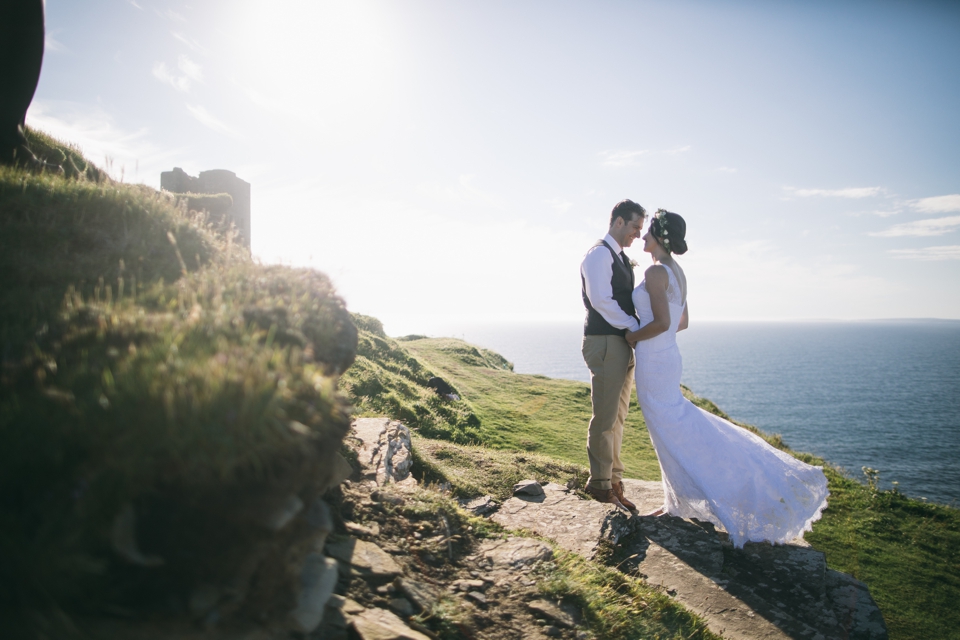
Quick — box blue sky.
[30,0,960,332]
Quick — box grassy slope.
[402,337,659,477]
[372,337,960,640]
[0,133,358,629]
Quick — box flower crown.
[652,208,671,250]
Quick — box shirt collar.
[603,233,624,255]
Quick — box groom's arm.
[581,248,641,333]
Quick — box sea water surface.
[408,321,960,505]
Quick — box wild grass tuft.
[23,127,110,182]
[538,550,718,640]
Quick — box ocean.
[410,320,960,506]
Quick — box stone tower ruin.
[160,167,251,250]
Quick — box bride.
[625,209,829,548]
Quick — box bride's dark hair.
[650,210,687,255]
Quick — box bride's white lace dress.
[632,266,829,548]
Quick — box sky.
[29,0,960,334]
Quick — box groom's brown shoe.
[584,485,624,508]
[614,481,637,512]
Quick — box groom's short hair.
[610,199,646,226]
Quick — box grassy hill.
[0,131,358,635]
[345,329,960,640]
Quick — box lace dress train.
[632,268,828,548]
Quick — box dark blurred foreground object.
[0,0,60,171]
[427,376,460,401]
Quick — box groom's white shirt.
[581,233,641,333]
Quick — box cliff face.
[0,134,358,632]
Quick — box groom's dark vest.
[582,240,637,337]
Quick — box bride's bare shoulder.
[644,264,669,285]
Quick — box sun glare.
[226,0,401,134]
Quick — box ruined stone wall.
[161,167,251,249]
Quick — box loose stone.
[478,537,553,570]
[526,600,576,629]
[325,538,402,579]
[290,554,339,633]
[396,577,438,613]
[352,607,431,640]
[459,495,499,516]
[389,597,415,617]
[512,479,545,497]
[346,521,381,537]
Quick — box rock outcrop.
[351,417,417,488]
[492,480,887,640]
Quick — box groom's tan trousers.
[582,334,635,491]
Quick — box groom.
[580,199,646,510]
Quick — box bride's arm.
[677,303,689,332]
[625,266,670,343]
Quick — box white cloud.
[417,174,505,211]
[177,55,203,82]
[889,246,960,261]
[153,56,201,91]
[153,61,190,92]
[600,150,648,167]
[869,215,960,237]
[172,32,206,53]
[157,9,187,22]
[25,100,182,186]
[785,186,885,199]
[127,0,142,9]
[715,166,737,173]
[848,209,901,218]
[45,33,68,53]
[545,197,574,213]
[665,145,692,155]
[186,105,237,136]
[913,194,960,214]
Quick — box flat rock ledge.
[492,480,887,640]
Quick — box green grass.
[356,335,960,640]
[341,323,486,444]
[411,436,590,501]
[805,468,960,640]
[0,133,359,626]
[401,337,662,480]
[23,127,110,182]
[539,549,718,640]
